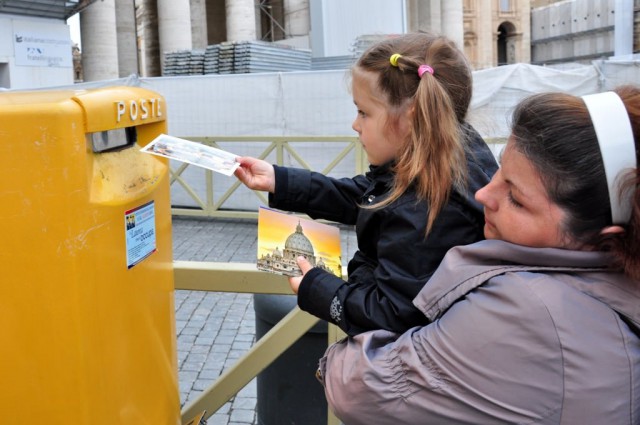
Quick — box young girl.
[235,32,498,335]
[317,86,640,424]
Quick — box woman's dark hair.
[354,32,472,234]
[510,86,640,279]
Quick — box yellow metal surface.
[173,260,293,294]
[0,87,179,424]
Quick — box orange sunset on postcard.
[257,207,342,277]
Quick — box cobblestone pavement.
[172,216,357,425]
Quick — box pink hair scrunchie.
[418,64,434,78]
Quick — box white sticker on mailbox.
[125,201,157,269]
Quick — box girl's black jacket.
[269,124,499,335]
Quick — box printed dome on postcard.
[285,222,314,255]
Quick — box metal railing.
[169,136,365,219]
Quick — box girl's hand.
[288,256,313,294]
[234,156,276,193]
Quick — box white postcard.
[141,134,240,176]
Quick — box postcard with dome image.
[257,207,342,278]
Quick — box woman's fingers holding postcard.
[234,156,276,193]
[288,256,313,294]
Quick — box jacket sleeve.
[298,197,484,335]
[268,165,369,224]
[318,276,564,425]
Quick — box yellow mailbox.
[0,87,179,424]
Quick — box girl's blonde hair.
[355,32,471,235]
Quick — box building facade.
[0,14,75,88]
[406,0,531,69]
[529,0,640,64]
[0,0,637,88]
[80,0,535,81]
[462,0,532,68]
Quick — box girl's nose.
[352,118,360,134]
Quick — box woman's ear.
[600,225,625,236]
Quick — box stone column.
[191,0,209,50]
[135,0,161,77]
[157,0,192,69]
[284,0,309,37]
[80,0,119,81]
[282,0,309,47]
[518,0,531,63]
[115,0,138,77]
[226,0,257,42]
[407,0,441,33]
[476,0,493,68]
[441,0,463,48]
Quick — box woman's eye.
[357,109,365,117]
[507,192,523,208]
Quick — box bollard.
[254,293,328,425]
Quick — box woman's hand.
[234,156,276,193]
[288,256,313,294]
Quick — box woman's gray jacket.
[319,240,640,424]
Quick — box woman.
[303,86,640,424]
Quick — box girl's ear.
[398,105,415,139]
[600,225,625,236]
[405,104,415,120]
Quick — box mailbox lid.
[72,86,166,133]
[0,89,80,105]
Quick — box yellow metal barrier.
[170,136,364,219]
[174,261,342,425]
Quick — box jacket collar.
[363,161,396,195]
[414,239,640,328]
[367,160,394,179]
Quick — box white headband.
[582,91,637,224]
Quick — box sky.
[67,14,81,49]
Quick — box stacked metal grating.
[311,55,356,70]
[163,50,205,76]
[350,34,400,59]
[163,40,312,76]
[189,50,205,75]
[203,44,220,74]
[217,42,236,74]
[230,40,311,73]
[162,50,192,76]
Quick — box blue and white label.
[125,201,156,269]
